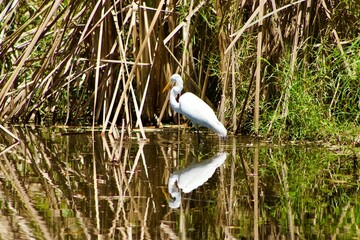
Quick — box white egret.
[164,74,227,138]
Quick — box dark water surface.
[0,126,359,239]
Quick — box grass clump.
[260,41,360,143]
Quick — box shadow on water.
[0,126,359,239]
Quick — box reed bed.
[0,0,359,141]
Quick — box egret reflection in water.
[167,152,227,208]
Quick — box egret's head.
[163,73,183,93]
[171,74,182,85]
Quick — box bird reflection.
[167,152,227,209]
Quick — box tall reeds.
[1,0,359,140]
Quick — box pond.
[0,126,359,239]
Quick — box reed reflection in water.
[0,126,358,239]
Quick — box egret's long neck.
[168,174,181,208]
[168,174,179,195]
[170,85,183,113]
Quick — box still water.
[0,126,359,239]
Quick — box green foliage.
[259,39,360,142]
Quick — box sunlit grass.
[259,40,360,143]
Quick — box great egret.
[164,74,227,138]
[167,152,227,208]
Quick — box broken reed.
[0,0,359,140]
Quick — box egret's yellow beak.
[162,187,170,202]
[162,80,172,93]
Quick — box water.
[0,126,359,239]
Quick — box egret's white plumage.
[166,74,227,138]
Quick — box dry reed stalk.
[0,124,20,142]
[92,0,105,131]
[140,5,160,124]
[101,43,117,127]
[215,0,230,124]
[303,0,312,40]
[163,0,206,47]
[0,141,20,157]
[181,0,195,77]
[254,0,265,134]
[65,59,74,125]
[117,3,150,138]
[157,90,170,127]
[74,1,118,125]
[101,134,113,161]
[231,51,237,132]
[200,65,210,100]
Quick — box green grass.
[259,40,360,143]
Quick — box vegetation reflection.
[0,127,358,239]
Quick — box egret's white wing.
[179,93,226,137]
[179,93,216,125]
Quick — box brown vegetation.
[1,0,359,140]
